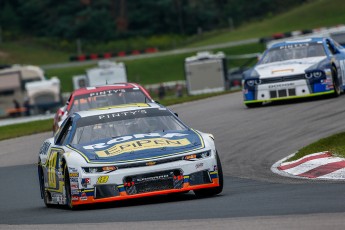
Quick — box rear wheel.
[194,152,223,197]
[38,162,53,207]
[64,164,74,209]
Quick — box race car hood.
[256,56,326,78]
[68,129,205,164]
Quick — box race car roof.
[71,83,147,97]
[270,37,325,49]
[74,102,165,118]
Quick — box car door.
[46,117,73,191]
[45,148,63,191]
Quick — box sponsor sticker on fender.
[95,138,191,157]
[69,173,79,177]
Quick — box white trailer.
[0,65,60,117]
[72,61,128,90]
[25,77,62,114]
[185,51,227,95]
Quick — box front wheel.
[194,152,223,197]
[332,66,341,97]
[64,164,74,209]
[245,102,262,108]
[38,162,53,207]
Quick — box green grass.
[0,119,53,141]
[0,40,68,65]
[287,132,345,162]
[2,0,344,67]
[186,0,345,47]
[46,42,264,93]
[3,0,344,94]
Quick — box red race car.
[53,83,153,132]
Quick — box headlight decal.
[183,150,211,161]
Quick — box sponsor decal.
[71,183,79,189]
[98,110,147,120]
[89,89,126,97]
[69,173,79,177]
[51,193,63,203]
[95,138,191,157]
[97,176,109,184]
[39,142,51,156]
[136,174,169,182]
[196,163,204,169]
[81,178,91,187]
[279,43,309,49]
[71,190,80,195]
[271,68,294,74]
[268,82,295,89]
[72,196,79,201]
[80,192,87,201]
[70,177,79,183]
[84,133,189,150]
[68,167,78,172]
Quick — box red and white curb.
[271,151,345,181]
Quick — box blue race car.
[242,37,345,107]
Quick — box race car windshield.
[69,89,148,114]
[71,110,187,145]
[260,43,326,64]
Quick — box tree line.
[0,0,307,41]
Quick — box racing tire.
[38,162,53,208]
[194,152,223,197]
[64,164,74,209]
[332,66,341,97]
[245,102,262,108]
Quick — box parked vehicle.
[0,65,61,117]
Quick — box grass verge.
[46,42,264,93]
[0,90,239,141]
[287,132,345,162]
[0,119,53,141]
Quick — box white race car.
[38,103,223,208]
[243,37,345,107]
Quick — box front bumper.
[243,79,334,104]
[69,156,220,206]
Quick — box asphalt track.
[1,92,345,229]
